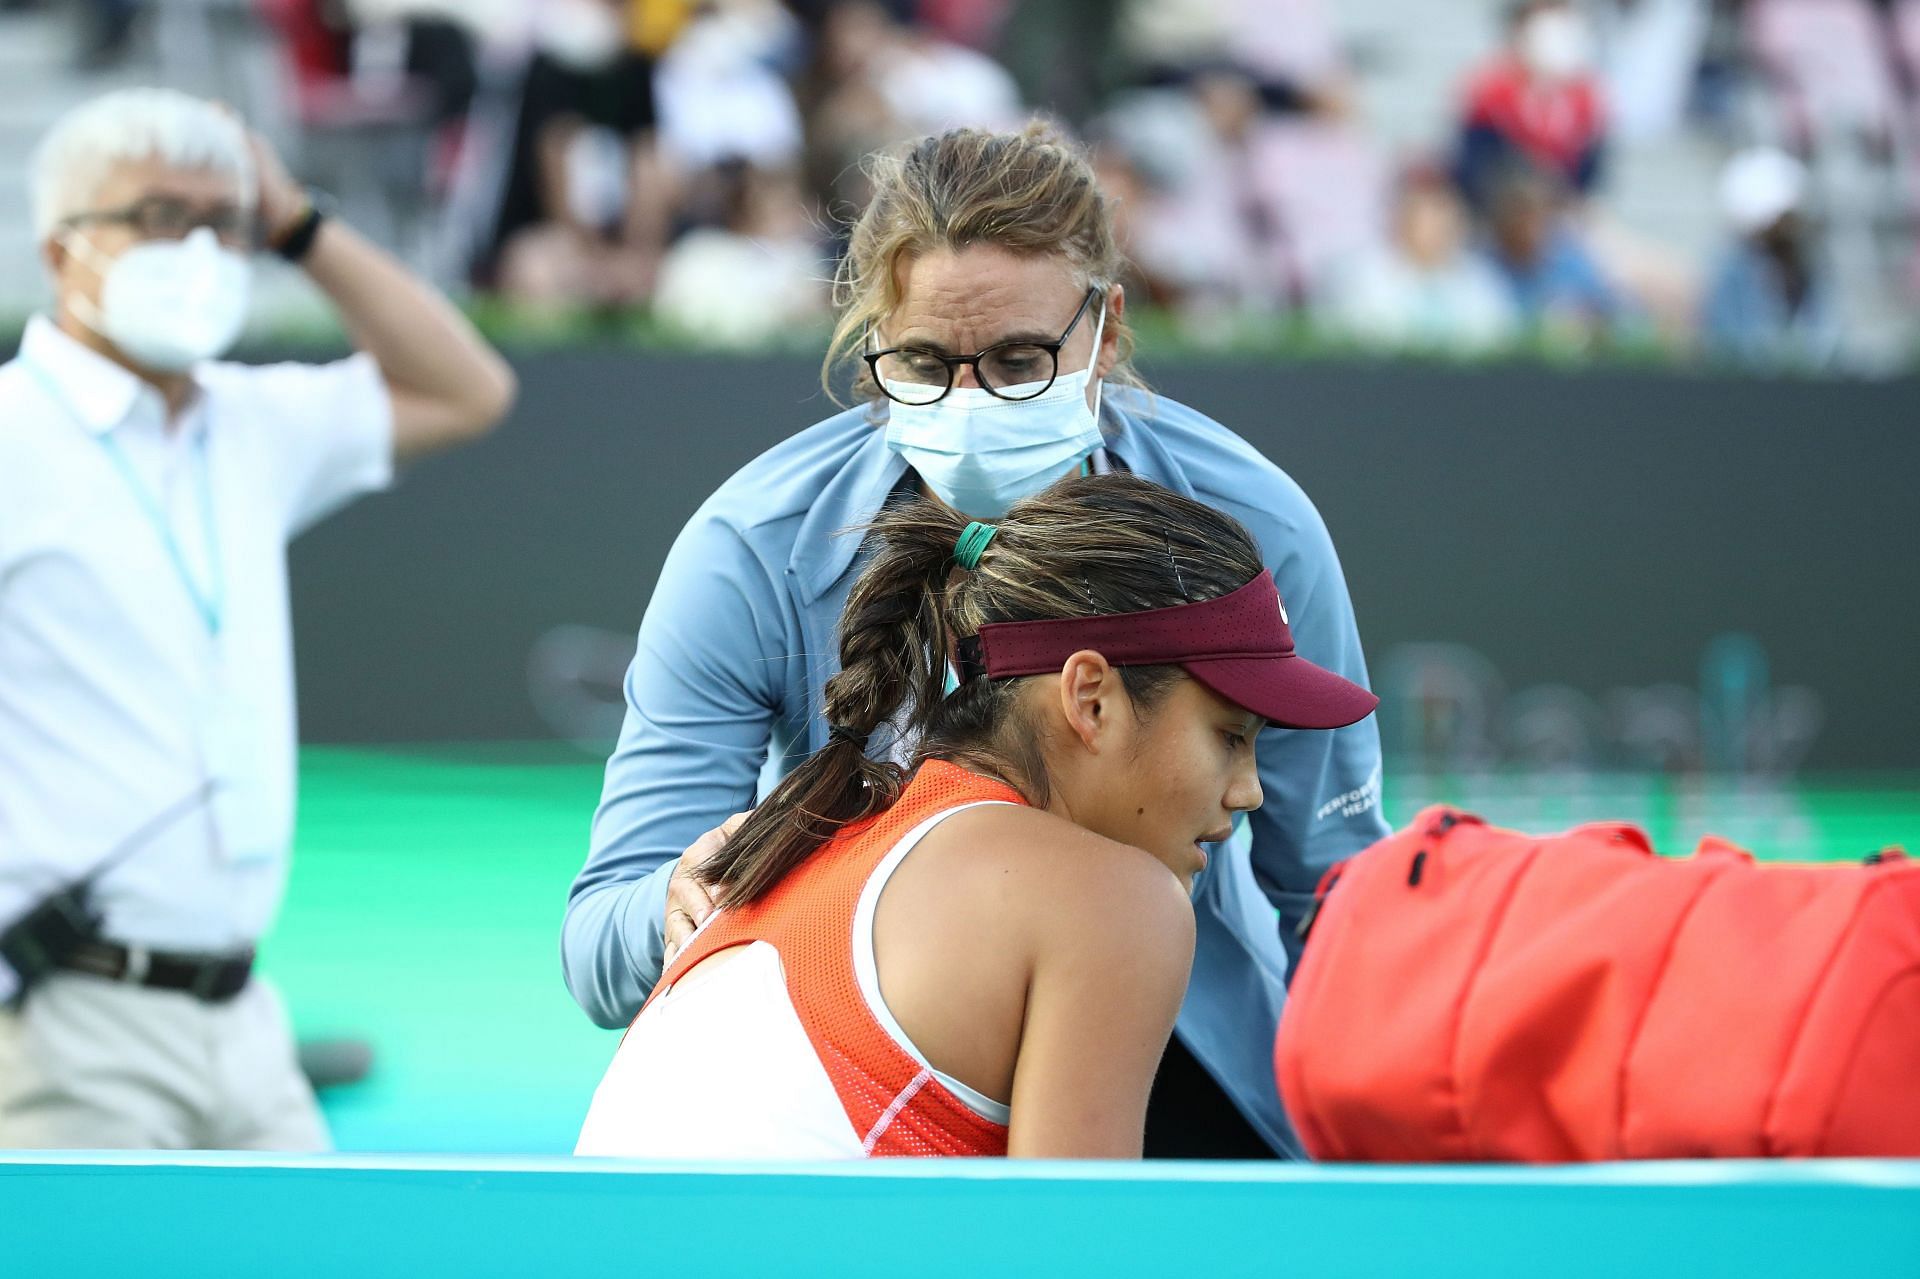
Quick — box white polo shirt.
[0,316,392,999]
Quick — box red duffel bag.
[1275,805,1920,1161]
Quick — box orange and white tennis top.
[575,760,1024,1159]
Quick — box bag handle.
[1297,806,1487,944]
[1296,862,1348,943]
[1690,835,1758,862]
[1568,820,1656,852]
[1422,808,1485,840]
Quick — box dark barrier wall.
[277,350,1917,769]
[10,335,1911,767]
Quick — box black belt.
[59,940,254,1003]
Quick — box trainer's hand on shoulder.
[663,812,749,969]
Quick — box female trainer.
[575,476,1376,1158]
[563,121,1387,1157]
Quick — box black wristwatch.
[271,192,331,263]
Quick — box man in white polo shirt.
[0,88,516,1149]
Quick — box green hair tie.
[953,521,998,570]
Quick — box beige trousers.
[0,971,329,1151]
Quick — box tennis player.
[567,122,1387,1158]
[575,474,1376,1158]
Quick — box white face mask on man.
[64,226,252,374]
[882,300,1108,519]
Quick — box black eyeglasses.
[866,287,1101,407]
[62,195,254,248]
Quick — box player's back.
[575,761,1023,1159]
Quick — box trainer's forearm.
[562,858,677,1027]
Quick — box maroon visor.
[956,570,1378,730]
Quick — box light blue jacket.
[562,386,1388,1156]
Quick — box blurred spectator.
[989,0,1121,125]
[1457,0,1608,212]
[245,1,484,259]
[76,0,140,69]
[913,0,1014,52]
[1319,164,1519,354]
[652,0,803,178]
[833,3,1021,135]
[486,0,672,306]
[798,0,1022,219]
[259,2,480,169]
[1187,69,1302,303]
[1242,112,1390,309]
[1591,0,1712,143]
[1092,68,1384,324]
[1702,147,1842,368]
[1086,135,1165,304]
[628,0,699,53]
[1900,0,1920,307]
[1896,0,1920,114]
[1745,0,1903,153]
[1117,0,1350,116]
[1089,82,1290,319]
[651,160,829,345]
[340,4,483,130]
[6,0,1903,362]
[260,0,354,111]
[1484,162,1624,340]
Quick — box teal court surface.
[3,1153,1916,1277]
[264,743,1920,1156]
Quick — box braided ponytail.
[695,503,970,906]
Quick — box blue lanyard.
[96,432,224,636]
[27,360,225,637]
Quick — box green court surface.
[265,744,1920,1154]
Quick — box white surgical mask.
[67,227,251,373]
[883,302,1108,519]
[1519,8,1592,81]
[537,0,626,71]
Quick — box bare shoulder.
[927,804,1196,953]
